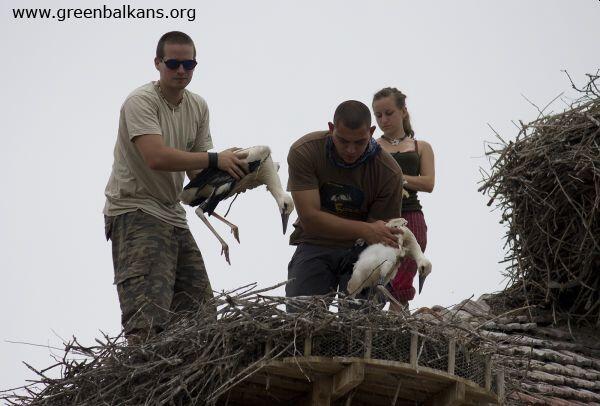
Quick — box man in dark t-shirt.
[286,100,403,308]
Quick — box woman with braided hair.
[372,87,435,311]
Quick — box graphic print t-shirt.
[287,131,403,248]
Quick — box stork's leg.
[210,212,240,243]
[195,207,231,265]
[389,300,409,313]
[376,285,406,311]
[377,260,398,288]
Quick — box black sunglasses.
[162,58,197,71]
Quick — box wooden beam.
[447,339,456,375]
[484,357,492,390]
[246,372,311,393]
[428,381,465,406]
[265,339,273,357]
[410,331,419,368]
[264,357,499,404]
[310,374,333,406]
[304,336,312,356]
[391,378,402,405]
[364,330,372,359]
[344,389,356,406]
[332,363,365,399]
[497,370,505,403]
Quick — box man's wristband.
[208,152,218,169]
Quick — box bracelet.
[208,152,218,169]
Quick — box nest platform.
[220,328,502,406]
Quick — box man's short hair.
[333,100,372,129]
[156,31,196,59]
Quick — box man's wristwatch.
[208,152,218,169]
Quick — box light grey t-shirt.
[103,81,213,228]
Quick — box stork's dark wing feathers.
[201,186,232,215]
[184,168,232,191]
[182,159,263,213]
[247,160,261,173]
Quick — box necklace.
[156,81,183,108]
[381,134,407,146]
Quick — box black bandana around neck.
[326,135,381,169]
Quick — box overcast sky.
[1,0,599,393]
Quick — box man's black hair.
[333,100,372,129]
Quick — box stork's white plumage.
[347,218,432,299]
[179,145,295,264]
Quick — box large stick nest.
[1,283,513,405]
[479,72,600,326]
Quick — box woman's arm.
[404,140,435,193]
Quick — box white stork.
[347,217,432,302]
[179,145,295,264]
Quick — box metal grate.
[491,369,499,394]
[417,337,448,371]
[371,330,412,363]
[267,326,492,393]
[454,349,486,387]
[311,331,365,358]
[280,334,305,357]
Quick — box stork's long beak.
[281,203,291,234]
[282,211,290,234]
[418,272,427,294]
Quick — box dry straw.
[1,282,513,405]
[479,71,600,326]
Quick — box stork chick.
[179,145,295,264]
[347,217,432,299]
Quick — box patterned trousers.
[105,210,213,335]
[390,210,428,303]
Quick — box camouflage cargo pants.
[105,210,213,336]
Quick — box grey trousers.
[285,243,370,312]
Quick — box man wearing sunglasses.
[103,31,246,342]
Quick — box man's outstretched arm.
[134,134,248,179]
